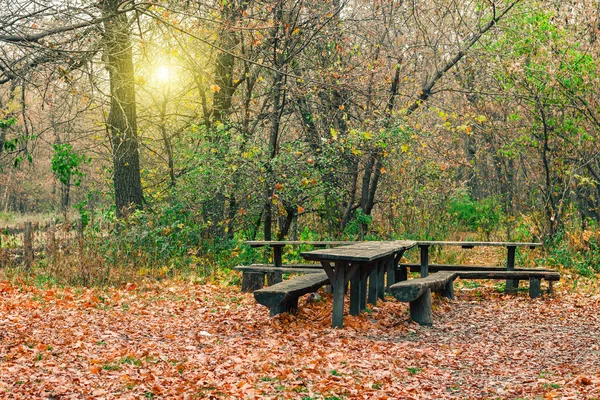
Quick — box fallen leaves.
[0,279,599,398]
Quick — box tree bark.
[103,0,143,216]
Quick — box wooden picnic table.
[301,240,417,328]
[415,241,542,292]
[244,240,359,269]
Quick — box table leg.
[419,245,430,277]
[368,265,378,305]
[377,260,385,301]
[388,251,406,289]
[396,265,408,282]
[273,245,283,269]
[350,266,361,316]
[386,256,396,289]
[505,246,518,294]
[331,261,346,328]
[360,266,368,311]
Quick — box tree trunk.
[61,180,71,212]
[103,0,143,216]
[263,0,285,241]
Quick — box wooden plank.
[400,264,558,273]
[245,240,359,247]
[455,270,560,280]
[390,271,457,302]
[249,263,323,269]
[234,266,322,274]
[301,240,417,263]
[416,241,542,248]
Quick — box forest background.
[1,0,600,285]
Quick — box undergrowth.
[0,193,599,287]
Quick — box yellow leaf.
[330,127,338,140]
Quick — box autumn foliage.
[1,275,599,399]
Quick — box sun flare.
[155,65,170,83]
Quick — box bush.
[446,191,503,239]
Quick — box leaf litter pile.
[0,276,599,399]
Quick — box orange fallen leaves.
[0,278,598,399]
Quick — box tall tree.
[102,0,143,215]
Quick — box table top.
[417,241,542,247]
[244,240,359,247]
[301,240,417,262]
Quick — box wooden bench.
[455,269,560,298]
[235,264,323,292]
[414,241,543,293]
[391,269,560,325]
[390,271,457,325]
[253,272,330,316]
[400,264,558,295]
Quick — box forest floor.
[0,267,599,399]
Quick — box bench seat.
[400,263,553,272]
[253,272,330,316]
[390,271,457,325]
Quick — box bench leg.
[270,297,298,316]
[505,279,519,294]
[409,290,432,325]
[442,280,454,300]
[266,270,283,286]
[529,278,541,299]
[242,271,265,292]
[547,281,553,295]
